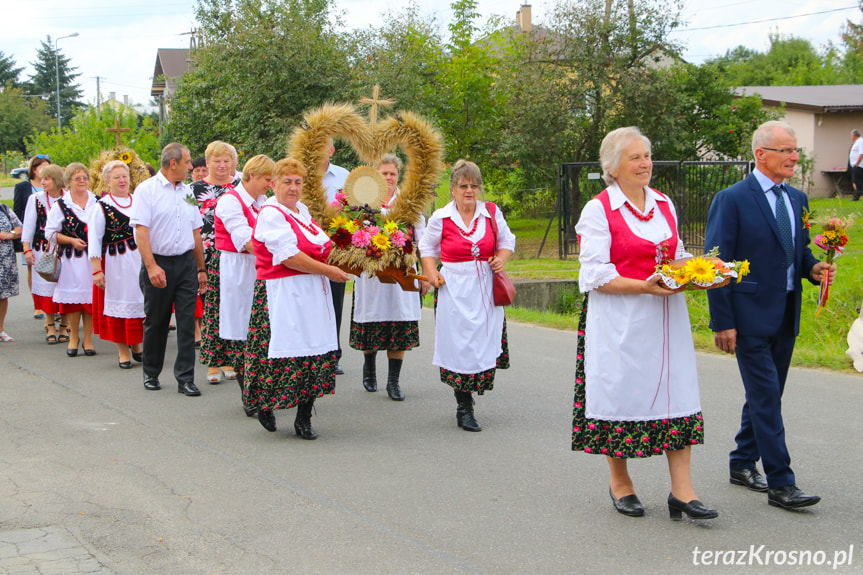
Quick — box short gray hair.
[160,143,189,169]
[853,129,861,138]
[63,162,89,187]
[101,160,129,183]
[600,127,651,186]
[379,153,403,172]
[449,159,483,194]
[751,121,795,158]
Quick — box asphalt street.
[1,261,862,574]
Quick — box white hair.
[752,120,796,157]
[599,127,651,186]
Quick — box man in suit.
[705,121,835,510]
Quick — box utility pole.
[55,32,79,130]
[93,76,104,109]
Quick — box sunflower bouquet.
[326,192,417,278]
[654,247,750,291]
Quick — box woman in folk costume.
[244,158,349,439]
[420,160,515,432]
[208,154,274,415]
[45,163,98,357]
[350,154,429,401]
[572,126,716,521]
[88,160,145,369]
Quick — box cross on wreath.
[358,84,395,129]
[105,117,131,147]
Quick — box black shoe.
[131,349,143,363]
[178,381,201,396]
[609,487,645,517]
[84,348,96,356]
[243,405,258,417]
[767,485,821,510]
[118,361,133,369]
[293,400,318,440]
[334,363,344,375]
[668,493,718,520]
[386,357,404,401]
[362,352,377,392]
[454,391,481,431]
[144,376,161,391]
[730,468,768,492]
[66,348,78,357]
[258,408,277,432]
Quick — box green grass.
[1,176,20,187]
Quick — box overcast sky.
[1,0,859,112]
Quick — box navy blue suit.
[705,172,819,488]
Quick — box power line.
[674,5,858,32]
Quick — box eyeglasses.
[70,176,89,182]
[35,154,50,160]
[761,147,803,155]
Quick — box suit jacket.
[705,173,819,337]
[13,180,35,222]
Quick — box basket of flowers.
[653,247,750,291]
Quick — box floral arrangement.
[810,212,854,316]
[326,191,417,276]
[654,247,750,291]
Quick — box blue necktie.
[772,185,793,268]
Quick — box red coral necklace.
[290,213,319,236]
[456,217,479,238]
[109,193,132,209]
[623,201,654,222]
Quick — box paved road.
[1,266,862,574]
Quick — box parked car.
[11,167,29,179]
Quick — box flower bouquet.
[810,212,854,316]
[653,247,750,291]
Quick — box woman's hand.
[0,232,11,241]
[419,280,431,297]
[24,250,36,266]
[93,271,106,290]
[325,265,350,283]
[426,269,445,288]
[488,255,506,273]
[71,238,87,251]
[642,274,680,296]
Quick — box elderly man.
[131,143,207,396]
[321,137,350,374]
[850,129,862,201]
[705,121,835,510]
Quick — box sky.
[1,0,860,114]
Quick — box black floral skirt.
[243,279,336,412]
[200,250,245,370]
[572,294,705,458]
[348,291,419,352]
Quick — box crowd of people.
[1,118,833,522]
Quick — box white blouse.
[214,182,266,252]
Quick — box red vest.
[253,205,332,280]
[440,210,496,263]
[597,189,678,281]
[214,190,256,253]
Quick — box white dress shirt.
[129,171,203,256]
[850,138,863,167]
[322,163,349,203]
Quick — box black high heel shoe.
[258,408,277,432]
[667,493,718,520]
[609,487,644,517]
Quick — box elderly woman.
[14,154,51,320]
[244,158,349,438]
[22,164,68,343]
[572,126,716,521]
[420,160,515,432]
[46,163,98,357]
[350,154,428,401]
[205,154,274,414]
[193,140,242,382]
[0,201,23,341]
[88,160,145,368]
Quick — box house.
[150,48,190,128]
[735,85,863,197]
[101,92,141,117]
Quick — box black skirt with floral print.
[348,292,420,352]
[571,294,705,459]
[199,250,246,369]
[243,279,336,412]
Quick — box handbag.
[35,235,62,282]
[485,202,516,307]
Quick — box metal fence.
[558,161,751,258]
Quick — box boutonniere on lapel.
[801,207,812,230]
[183,193,198,207]
[812,213,854,316]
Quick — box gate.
[558,161,751,258]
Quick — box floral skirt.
[572,294,704,459]
[243,279,336,412]
[200,250,245,369]
[348,292,419,352]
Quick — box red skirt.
[92,285,143,345]
[173,296,203,318]
[33,294,59,315]
[57,302,91,314]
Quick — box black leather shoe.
[131,350,143,363]
[362,354,377,392]
[118,361,133,369]
[243,405,258,417]
[334,363,344,375]
[668,493,718,520]
[730,468,768,492]
[258,408,277,432]
[83,348,96,356]
[66,348,78,357]
[609,487,644,517]
[144,377,161,391]
[767,485,821,510]
[178,381,201,396]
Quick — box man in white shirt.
[131,143,207,396]
[321,138,349,374]
[849,129,862,201]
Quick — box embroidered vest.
[99,200,137,256]
[33,197,50,251]
[59,198,87,259]
[253,206,332,280]
[214,190,256,253]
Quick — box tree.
[0,51,24,87]
[27,36,84,125]
[26,107,161,167]
[0,86,53,153]
[168,0,353,159]
[841,3,863,82]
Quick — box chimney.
[108,91,116,101]
[516,4,532,33]
[123,95,129,107]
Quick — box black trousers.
[329,280,345,360]
[139,251,197,384]
[852,166,863,200]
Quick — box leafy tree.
[0,51,24,87]
[0,86,53,153]
[26,107,161,167]
[27,36,84,125]
[168,0,353,159]
[841,4,863,82]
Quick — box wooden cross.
[359,84,395,129]
[105,116,131,147]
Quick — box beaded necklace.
[289,213,319,236]
[623,201,654,222]
[109,193,132,209]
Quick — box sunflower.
[330,215,350,230]
[344,220,359,233]
[736,260,750,283]
[371,233,391,251]
[384,220,400,235]
[119,151,133,164]
[683,257,717,284]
